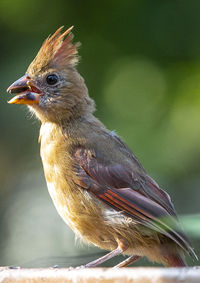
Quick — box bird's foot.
[8,266,21,269]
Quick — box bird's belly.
[46,179,164,260]
[46,179,138,251]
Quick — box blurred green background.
[0,0,200,267]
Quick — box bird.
[7,26,197,268]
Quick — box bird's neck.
[39,112,106,147]
[30,94,95,124]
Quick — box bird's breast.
[39,123,79,228]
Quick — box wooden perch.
[0,267,200,283]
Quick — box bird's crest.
[27,26,79,73]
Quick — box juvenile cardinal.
[7,27,197,267]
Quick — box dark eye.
[46,74,58,85]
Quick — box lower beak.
[8,91,41,105]
[7,74,41,105]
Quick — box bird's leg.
[82,239,129,268]
[113,255,141,268]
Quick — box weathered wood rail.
[0,267,200,283]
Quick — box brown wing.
[73,147,196,259]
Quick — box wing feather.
[73,147,196,259]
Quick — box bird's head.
[7,26,95,122]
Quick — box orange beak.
[7,75,41,105]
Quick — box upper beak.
[7,74,41,105]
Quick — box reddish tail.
[167,254,187,267]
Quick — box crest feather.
[27,26,79,73]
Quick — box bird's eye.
[46,74,58,85]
